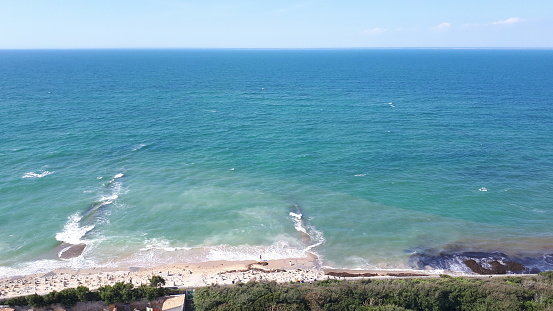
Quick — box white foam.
[304,225,325,252]
[448,258,475,273]
[290,212,302,219]
[104,239,309,269]
[354,174,366,177]
[207,241,307,262]
[22,170,53,179]
[104,179,122,200]
[289,212,307,234]
[0,260,68,278]
[132,144,148,151]
[87,183,122,217]
[0,256,101,278]
[100,194,119,204]
[105,174,124,194]
[289,212,325,253]
[55,213,95,244]
[140,238,191,252]
[85,177,124,221]
[87,195,119,215]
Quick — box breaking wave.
[289,204,325,254]
[22,170,53,179]
[55,214,95,245]
[54,173,124,258]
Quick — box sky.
[1,0,552,49]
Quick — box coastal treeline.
[194,272,553,311]
[2,276,169,307]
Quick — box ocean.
[1,49,552,276]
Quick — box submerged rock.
[463,259,525,274]
[57,243,87,259]
[409,250,549,274]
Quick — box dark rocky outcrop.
[463,259,525,274]
[410,250,551,274]
[57,243,87,259]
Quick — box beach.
[0,257,317,299]
[0,255,442,300]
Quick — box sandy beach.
[0,255,440,300]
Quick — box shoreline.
[0,256,319,299]
[0,255,449,300]
[2,256,545,300]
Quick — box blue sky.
[1,0,552,49]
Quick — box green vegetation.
[3,273,553,310]
[149,275,166,288]
[2,276,169,308]
[193,273,553,311]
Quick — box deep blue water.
[1,49,552,275]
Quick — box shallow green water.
[1,49,552,275]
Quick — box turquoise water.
[1,49,553,275]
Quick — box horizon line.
[1,46,553,51]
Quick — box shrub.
[193,277,553,311]
[58,288,80,307]
[5,295,28,307]
[145,286,166,301]
[539,271,553,283]
[26,294,47,308]
[149,275,166,287]
[43,290,60,305]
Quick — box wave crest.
[55,213,95,245]
[22,170,53,179]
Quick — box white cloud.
[464,17,527,28]
[491,17,527,25]
[434,22,451,32]
[362,27,387,35]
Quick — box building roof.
[161,295,185,311]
